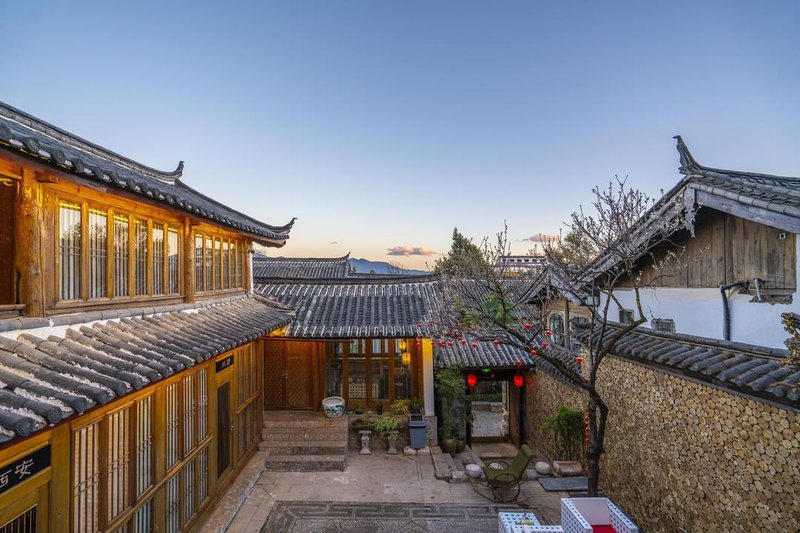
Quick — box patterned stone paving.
[261,501,530,532]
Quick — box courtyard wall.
[526,357,800,532]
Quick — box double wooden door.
[264,341,313,409]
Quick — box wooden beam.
[14,168,45,316]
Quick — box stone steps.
[259,441,347,456]
[263,454,346,472]
[261,411,348,472]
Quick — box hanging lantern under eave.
[397,339,408,352]
[513,374,524,388]
[401,352,411,366]
[466,373,477,387]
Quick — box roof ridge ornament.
[673,135,701,175]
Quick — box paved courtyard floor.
[220,451,565,532]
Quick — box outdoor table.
[498,511,540,533]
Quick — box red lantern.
[460,339,467,344]
[493,339,500,345]
[471,342,478,348]
[523,322,532,330]
[545,330,552,337]
[542,341,549,348]
[530,349,537,356]
[513,374,524,388]
[576,357,584,364]
[466,374,477,387]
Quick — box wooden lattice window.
[205,237,213,291]
[113,215,130,297]
[73,422,100,533]
[214,238,221,290]
[222,240,229,290]
[106,407,131,522]
[88,208,108,299]
[59,202,82,301]
[134,220,148,296]
[168,228,180,294]
[237,343,262,457]
[195,235,204,291]
[152,225,165,295]
[0,506,36,533]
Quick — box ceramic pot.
[322,396,346,419]
[440,437,457,454]
[455,438,466,453]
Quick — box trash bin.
[408,414,427,449]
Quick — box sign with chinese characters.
[0,445,50,496]
[215,354,234,373]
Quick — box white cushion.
[571,498,611,524]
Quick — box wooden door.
[263,341,312,409]
[285,342,311,409]
[0,481,48,533]
[216,382,232,478]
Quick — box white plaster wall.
[597,233,800,350]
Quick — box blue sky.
[2,1,799,268]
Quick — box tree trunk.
[585,392,609,497]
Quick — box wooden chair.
[477,444,535,502]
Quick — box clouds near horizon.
[387,246,437,257]
[522,234,559,243]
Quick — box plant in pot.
[410,397,423,415]
[435,365,465,455]
[374,413,401,454]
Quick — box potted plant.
[435,366,465,455]
[410,397,423,415]
[374,413,401,454]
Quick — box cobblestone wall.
[527,357,800,532]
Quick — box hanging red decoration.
[460,339,467,344]
[471,342,478,348]
[513,374,524,388]
[466,374,477,387]
[515,360,522,367]
[493,339,500,345]
[523,323,532,330]
[447,341,453,347]
[542,341,549,348]
[545,330,552,337]
[576,357,584,364]
[530,349,537,356]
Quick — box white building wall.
[597,234,799,350]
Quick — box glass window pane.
[222,240,229,290]
[325,343,344,397]
[152,226,164,295]
[205,237,213,290]
[134,220,148,296]
[88,209,108,299]
[214,238,221,290]
[195,235,204,291]
[113,215,129,297]
[371,344,389,402]
[394,339,412,399]
[59,202,82,301]
[167,228,179,294]
[348,340,366,403]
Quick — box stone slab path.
[209,452,565,532]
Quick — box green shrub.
[542,407,584,461]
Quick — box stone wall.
[526,357,800,532]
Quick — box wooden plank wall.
[622,208,796,290]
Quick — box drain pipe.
[720,281,749,341]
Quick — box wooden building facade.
[0,101,295,532]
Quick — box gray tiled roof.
[0,101,294,242]
[256,276,439,338]
[435,340,534,369]
[253,254,350,280]
[0,295,293,443]
[567,323,800,408]
[677,136,800,221]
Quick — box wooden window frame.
[55,195,184,306]
[193,232,246,296]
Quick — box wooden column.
[14,169,44,316]
[184,218,196,303]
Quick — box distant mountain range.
[349,258,429,276]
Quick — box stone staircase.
[259,411,348,472]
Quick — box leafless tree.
[428,177,692,495]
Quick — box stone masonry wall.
[527,357,800,532]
